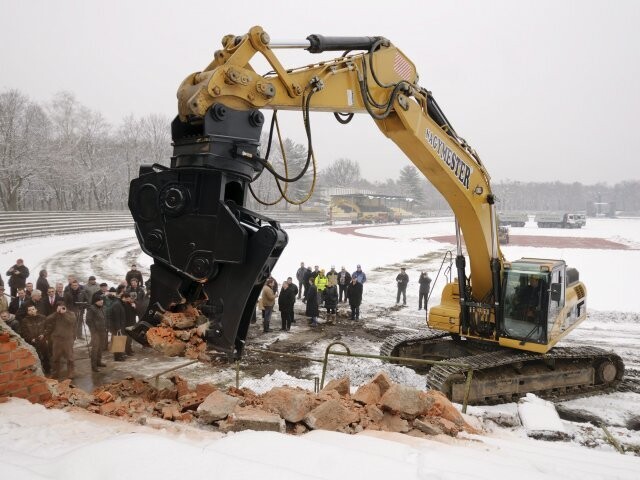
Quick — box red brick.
[0,372,11,383]
[2,359,19,371]
[17,356,37,369]
[29,383,50,396]
[11,368,32,380]
[3,381,23,393]
[27,394,41,404]
[0,333,11,343]
[23,375,44,387]
[39,391,52,402]
[11,388,30,399]
[10,349,31,360]
[0,341,18,353]
[0,352,12,363]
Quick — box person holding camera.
[6,258,29,298]
[63,279,88,339]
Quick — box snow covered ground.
[1,217,639,477]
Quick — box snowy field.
[1,217,640,477]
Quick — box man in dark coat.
[21,304,50,374]
[86,291,107,372]
[36,270,50,295]
[64,279,87,339]
[9,288,28,321]
[395,267,409,306]
[109,293,127,361]
[302,266,313,302]
[125,264,144,287]
[295,262,306,299]
[305,279,320,327]
[24,289,46,316]
[323,284,339,324]
[42,286,62,316]
[278,281,296,331]
[6,258,29,298]
[44,302,77,379]
[121,292,138,356]
[337,267,351,303]
[418,271,432,310]
[346,276,363,320]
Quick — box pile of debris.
[145,306,208,360]
[45,371,479,438]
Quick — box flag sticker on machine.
[393,53,413,81]
[425,128,472,189]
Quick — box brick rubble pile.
[42,371,479,438]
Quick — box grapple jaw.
[127,104,288,358]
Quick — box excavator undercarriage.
[381,331,625,404]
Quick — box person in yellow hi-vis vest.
[314,269,328,307]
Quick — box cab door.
[547,265,565,339]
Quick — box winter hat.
[91,291,104,304]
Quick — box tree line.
[1,89,638,214]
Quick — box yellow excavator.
[127,26,623,404]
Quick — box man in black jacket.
[278,280,297,331]
[6,258,29,297]
[110,294,125,361]
[395,267,409,306]
[64,280,87,339]
[125,264,144,287]
[346,276,363,320]
[337,266,351,303]
[418,271,432,310]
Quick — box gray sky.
[1,0,639,184]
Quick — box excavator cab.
[502,269,549,344]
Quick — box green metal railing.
[320,341,475,413]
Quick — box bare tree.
[0,90,49,210]
[321,158,361,188]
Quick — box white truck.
[535,212,586,228]
[498,212,529,227]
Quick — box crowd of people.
[1,256,435,378]
[258,263,433,333]
[0,259,148,380]
[257,263,367,332]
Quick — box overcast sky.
[1,0,639,184]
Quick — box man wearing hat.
[84,275,101,304]
[396,267,409,306]
[352,264,367,284]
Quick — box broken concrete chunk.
[379,384,432,418]
[370,371,394,395]
[304,399,359,431]
[414,418,444,435]
[353,382,381,405]
[322,376,350,396]
[379,412,410,433]
[197,390,242,423]
[219,407,285,433]
[261,387,315,423]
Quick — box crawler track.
[427,346,625,404]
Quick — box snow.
[517,394,566,436]
[1,217,640,476]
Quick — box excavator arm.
[127,26,504,357]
